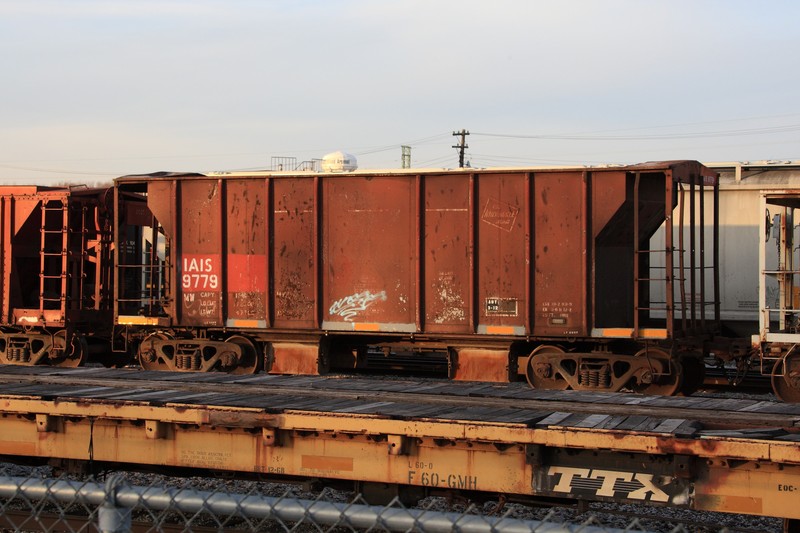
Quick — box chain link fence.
[0,463,783,533]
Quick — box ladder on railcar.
[39,199,68,314]
[632,172,720,339]
[39,198,94,316]
[115,214,170,317]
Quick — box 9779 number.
[182,274,219,289]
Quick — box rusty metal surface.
[322,176,416,332]
[475,173,529,336]
[119,162,716,339]
[225,179,268,327]
[0,187,113,366]
[269,342,322,375]
[533,171,586,337]
[423,174,471,332]
[451,348,510,382]
[0,187,70,327]
[176,179,223,327]
[112,161,719,379]
[0,366,799,520]
[273,177,316,328]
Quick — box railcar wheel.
[225,335,259,375]
[630,348,683,396]
[50,331,88,368]
[772,353,800,402]
[679,357,705,396]
[525,345,569,390]
[138,332,173,371]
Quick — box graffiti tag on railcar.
[329,290,387,321]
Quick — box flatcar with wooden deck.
[0,366,799,530]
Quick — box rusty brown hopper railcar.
[113,161,720,394]
[0,185,115,367]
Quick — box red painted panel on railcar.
[227,254,267,320]
[225,179,267,325]
[532,171,587,337]
[322,176,416,332]
[273,178,317,328]
[475,173,528,336]
[178,180,222,327]
[423,175,471,333]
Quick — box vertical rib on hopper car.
[112,161,720,394]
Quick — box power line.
[0,163,118,176]
[352,133,452,156]
[566,112,800,135]
[415,153,457,167]
[0,151,272,165]
[473,122,800,142]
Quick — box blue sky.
[1,0,799,182]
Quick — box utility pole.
[401,145,411,169]
[452,129,469,168]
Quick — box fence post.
[98,475,132,533]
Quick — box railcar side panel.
[272,177,317,328]
[176,179,223,327]
[225,179,268,328]
[532,171,587,337]
[475,172,529,336]
[423,174,472,333]
[0,190,44,325]
[322,176,417,333]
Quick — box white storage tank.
[321,151,358,172]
